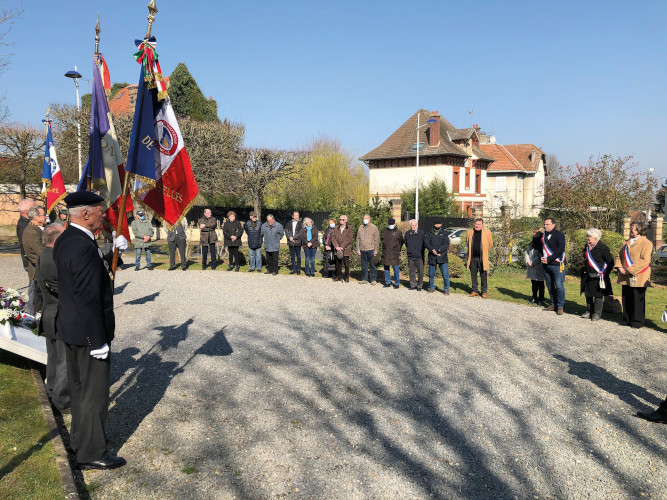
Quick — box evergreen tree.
[168,63,219,122]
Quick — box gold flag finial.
[94,13,100,55]
[146,0,158,38]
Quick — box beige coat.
[355,222,379,253]
[22,222,44,280]
[466,228,493,270]
[615,236,652,287]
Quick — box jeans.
[428,262,450,291]
[360,250,377,282]
[248,247,262,271]
[289,245,302,272]
[304,247,317,275]
[135,248,152,268]
[543,262,566,309]
[384,264,399,286]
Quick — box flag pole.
[110,1,158,280]
[41,108,49,204]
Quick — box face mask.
[434,226,442,231]
[388,225,395,230]
[363,219,369,225]
[140,216,145,221]
[329,223,335,228]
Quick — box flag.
[41,123,66,214]
[78,54,134,238]
[126,36,198,230]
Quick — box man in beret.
[53,191,128,470]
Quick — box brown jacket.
[615,236,652,287]
[198,216,218,244]
[22,222,44,280]
[381,227,403,266]
[299,226,319,249]
[466,228,493,270]
[332,225,354,257]
[356,222,379,253]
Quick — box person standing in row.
[223,211,244,272]
[285,210,303,275]
[356,213,379,285]
[615,222,652,328]
[245,212,263,273]
[425,218,450,295]
[404,219,426,291]
[130,210,154,271]
[525,228,545,306]
[322,218,337,279]
[22,205,48,315]
[198,208,218,270]
[381,218,403,289]
[332,214,353,283]
[541,217,566,314]
[466,218,493,298]
[53,192,128,470]
[16,198,34,275]
[167,218,187,271]
[300,217,319,277]
[262,214,283,275]
[580,228,614,321]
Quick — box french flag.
[41,124,66,214]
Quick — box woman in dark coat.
[580,228,614,321]
[322,218,337,278]
[222,211,244,272]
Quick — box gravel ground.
[1,254,665,499]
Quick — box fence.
[401,213,472,232]
[181,206,331,230]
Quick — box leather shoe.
[79,456,126,470]
[481,293,487,299]
[543,305,554,311]
[444,291,450,295]
[580,311,591,319]
[427,289,435,293]
[636,409,667,424]
[556,308,564,315]
[469,292,478,297]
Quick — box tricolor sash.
[586,245,607,289]
[542,234,565,271]
[622,244,650,274]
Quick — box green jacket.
[131,218,154,249]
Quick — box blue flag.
[125,65,157,183]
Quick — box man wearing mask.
[381,218,403,288]
[130,210,154,271]
[356,213,379,285]
[332,215,353,283]
[404,219,426,291]
[322,218,337,279]
[466,218,493,298]
[245,212,263,272]
[425,218,451,295]
[541,217,566,315]
[285,210,303,275]
[22,205,48,315]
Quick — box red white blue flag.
[41,122,66,214]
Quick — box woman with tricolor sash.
[614,222,653,328]
[579,228,614,321]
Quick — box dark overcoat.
[35,247,58,339]
[381,227,403,266]
[223,220,244,247]
[331,225,354,257]
[580,241,614,297]
[425,228,450,265]
[299,226,319,248]
[285,219,303,247]
[198,216,218,244]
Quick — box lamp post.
[647,168,655,222]
[64,67,83,181]
[414,113,437,221]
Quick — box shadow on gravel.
[123,290,161,305]
[113,282,130,295]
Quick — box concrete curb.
[31,366,80,499]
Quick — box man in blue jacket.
[425,218,450,295]
[541,217,567,315]
[404,219,426,291]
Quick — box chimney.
[428,110,440,147]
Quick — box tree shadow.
[496,286,531,302]
[553,354,662,412]
[450,280,472,294]
[0,431,53,480]
[123,291,161,305]
[113,281,130,295]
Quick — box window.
[475,172,481,194]
[452,167,460,193]
[495,176,506,192]
[464,168,470,190]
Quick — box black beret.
[388,218,396,224]
[64,192,105,208]
[434,217,444,224]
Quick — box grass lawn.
[0,350,63,499]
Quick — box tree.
[544,155,658,231]
[238,148,303,218]
[545,154,563,180]
[168,63,219,122]
[655,180,667,215]
[400,176,454,217]
[264,136,369,210]
[0,5,23,123]
[0,123,44,198]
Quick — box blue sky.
[2,0,666,180]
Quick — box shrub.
[447,254,466,278]
[567,229,624,276]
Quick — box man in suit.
[285,210,303,275]
[22,205,48,315]
[35,223,69,411]
[466,218,493,298]
[167,219,187,271]
[16,198,34,273]
[53,192,128,470]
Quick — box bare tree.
[545,154,563,180]
[0,123,44,198]
[238,148,303,218]
[0,5,23,123]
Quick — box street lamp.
[64,67,83,181]
[647,168,655,222]
[414,112,437,221]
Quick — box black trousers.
[228,246,240,267]
[45,337,70,411]
[621,285,646,327]
[469,256,488,293]
[201,243,217,267]
[585,296,604,316]
[408,257,424,289]
[289,246,302,272]
[335,256,350,280]
[266,251,279,273]
[168,238,186,269]
[65,343,110,463]
[531,280,545,301]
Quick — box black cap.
[137,210,145,217]
[63,192,105,208]
[388,218,396,225]
[434,217,444,225]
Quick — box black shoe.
[636,409,667,424]
[202,264,207,270]
[393,285,399,289]
[619,321,630,326]
[181,267,187,271]
[257,269,262,273]
[211,265,217,270]
[79,456,127,470]
[591,314,601,322]
[383,283,391,288]
[227,266,233,271]
[289,270,296,275]
[168,266,176,271]
[529,298,536,305]
[235,266,240,272]
[580,311,591,319]
[147,266,154,271]
[134,266,140,271]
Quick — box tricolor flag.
[78,54,133,238]
[41,123,66,214]
[126,36,198,229]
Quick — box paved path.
[1,255,665,499]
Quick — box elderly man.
[53,192,128,470]
[245,211,263,272]
[426,218,451,295]
[404,219,426,291]
[541,217,566,315]
[356,213,379,285]
[16,198,34,273]
[35,223,69,411]
[381,218,403,289]
[466,218,493,298]
[198,208,218,270]
[22,205,48,315]
[167,218,187,271]
[261,214,284,275]
[332,214,353,283]
[285,210,303,275]
[130,210,154,271]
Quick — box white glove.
[112,231,128,252]
[90,343,110,360]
